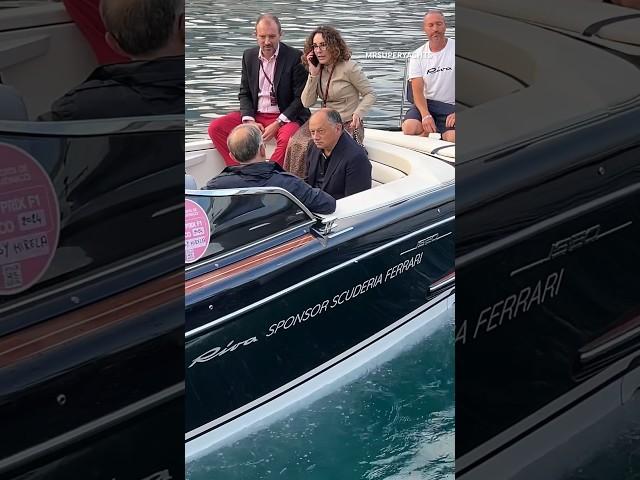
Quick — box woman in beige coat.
[283,25,376,178]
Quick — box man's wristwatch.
[277,118,285,126]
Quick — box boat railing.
[397,42,423,129]
[399,57,409,129]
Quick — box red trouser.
[208,112,300,166]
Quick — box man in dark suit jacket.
[306,109,371,200]
[208,14,310,167]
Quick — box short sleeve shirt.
[407,38,455,105]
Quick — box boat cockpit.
[185,136,454,232]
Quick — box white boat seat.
[371,160,407,188]
[322,139,454,221]
[0,84,28,120]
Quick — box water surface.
[186,322,455,480]
[186,0,455,140]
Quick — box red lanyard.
[319,65,334,108]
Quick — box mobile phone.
[310,53,320,67]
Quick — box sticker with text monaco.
[185,199,211,264]
[0,143,60,295]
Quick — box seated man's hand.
[446,112,455,129]
[262,120,280,141]
[244,120,265,133]
[421,114,437,134]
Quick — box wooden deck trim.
[185,234,315,295]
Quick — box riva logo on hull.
[188,337,258,368]
[188,249,429,369]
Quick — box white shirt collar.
[258,43,280,61]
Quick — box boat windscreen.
[185,190,313,267]
[0,125,183,328]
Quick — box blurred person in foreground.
[42,0,185,120]
[63,0,129,64]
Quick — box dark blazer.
[206,162,335,214]
[306,132,372,200]
[239,42,310,124]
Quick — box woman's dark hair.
[302,25,351,69]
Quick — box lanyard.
[259,56,277,91]
[319,65,335,108]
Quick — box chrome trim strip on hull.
[580,323,640,362]
[0,383,184,473]
[430,275,455,291]
[457,182,640,268]
[185,216,455,338]
[186,287,454,447]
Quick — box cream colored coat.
[301,60,376,123]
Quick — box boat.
[184,132,456,460]
[455,1,640,478]
[0,3,184,479]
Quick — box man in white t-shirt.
[402,11,455,142]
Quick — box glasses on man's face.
[312,43,328,51]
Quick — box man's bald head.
[227,124,265,163]
[100,0,185,59]
[424,10,446,23]
[310,108,343,125]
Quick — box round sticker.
[185,199,211,264]
[0,143,60,295]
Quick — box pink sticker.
[0,143,60,295]
[185,199,211,264]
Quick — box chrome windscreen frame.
[185,186,316,221]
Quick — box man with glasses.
[208,14,310,167]
[206,124,336,214]
[402,10,455,142]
